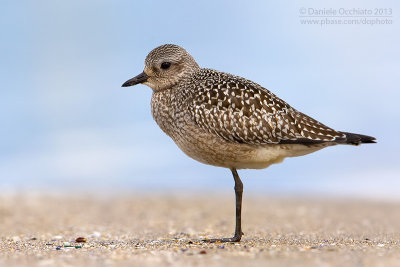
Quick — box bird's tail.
[339,131,377,145]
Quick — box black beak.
[121,72,148,87]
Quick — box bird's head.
[122,44,200,91]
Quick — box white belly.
[233,143,334,169]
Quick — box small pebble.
[63,242,73,247]
[89,232,101,238]
[199,250,207,254]
[52,235,63,240]
[75,237,87,243]
[12,236,21,242]
[46,243,53,246]
[56,246,62,250]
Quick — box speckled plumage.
[122,44,376,242]
[188,69,344,144]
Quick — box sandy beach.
[1,193,400,267]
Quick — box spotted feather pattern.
[187,69,345,145]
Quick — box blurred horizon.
[1,1,399,200]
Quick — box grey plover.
[122,44,376,242]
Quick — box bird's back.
[183,69,347,145]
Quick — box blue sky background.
[0,0,399,199]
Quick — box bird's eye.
[160,62,171,70]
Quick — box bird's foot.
[201,234,242,243]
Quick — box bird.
[122,44,376,242]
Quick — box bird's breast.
[151,90,186,138]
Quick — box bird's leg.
[232,168,244,240]
[202,168,244,243]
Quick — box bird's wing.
[188,70,345,145]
